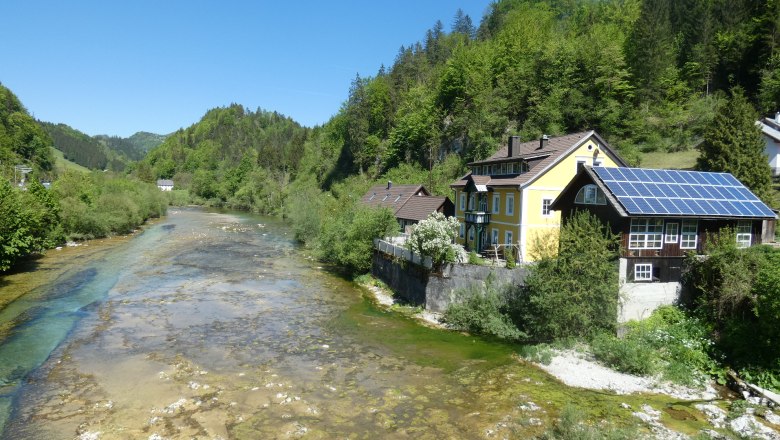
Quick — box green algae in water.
[335,295,516,373]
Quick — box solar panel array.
[591,167,775,218]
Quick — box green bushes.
[537,405,641,440]
[591,306,719,385]
[685,237,780,391]
[443,275,525,341]
[519,211,620,341]
[53,170,167,240]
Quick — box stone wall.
[618,258,681,323]
[371,252,527,313]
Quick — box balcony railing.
[464,211,491,224]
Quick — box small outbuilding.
[361,182,454,233]
[156,179,174,191]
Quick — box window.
[542,198,553,216]
[500,163,506,175]
[574,184,606,205]
[665,222,679,244]
[468,194,475,211]
[506,194,515,216]
[505,230,513,245]
[459,223,465,239]
[468,226,474,241]
[492,228,499,245]
[520,161,529,173]
[629,218,663,249]
[576,160,586,172]
[680,220,698,249]
[479,195,488,212]
[736,221,752,248]
[634,263,652,281]
[492,164,498,175]
[492,194,500,214]
[459,193,466,211]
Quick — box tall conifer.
[697,88,773,203]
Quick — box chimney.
[387,180,392,190]
[508,135,520,157]
[538,134,549,150]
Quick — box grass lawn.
[639,149,699,170]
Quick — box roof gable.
[452,131,628,189]
[361,183,430,214]
[395,196,451,221]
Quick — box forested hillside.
[40,122,164,171]
[135,104,308,212]
[0,83,55,181]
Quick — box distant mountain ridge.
[39,121,166,171]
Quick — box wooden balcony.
[464,211,491,224]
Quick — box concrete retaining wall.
[371,252,527,313]
[618,258,681,323]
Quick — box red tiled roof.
[395,196,449,221]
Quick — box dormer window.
[382,194,389,201]
[395,194,403,203]
[369,193,376,201]
[500,163,507,175]
[575,184,606,205]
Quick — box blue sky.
[1,1,492,137]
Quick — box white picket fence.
[374,238,433,269]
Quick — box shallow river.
[0,208,710,439]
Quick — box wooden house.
[551,166,776,283]
[450,131,627,261]
[361,183,454,232]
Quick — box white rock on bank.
[536,349,717,400]
[729,414,780,439]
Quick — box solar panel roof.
[592,167,775,218]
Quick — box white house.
[759,112,780,176]
[156,179,174,191]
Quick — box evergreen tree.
[697,88,773,203]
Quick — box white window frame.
[680,220,698,249]
[664,222,679,244]
[506,194,514,216]
[575,184,606,205]
[542,198,553,217]
[459,193,466,212]
[736,221,752,248]
[492,194,500,214]
[628,218,664,249]
[505,230,513,245]
[491,228,499,245]
[634,263,653,281]
[576,159,587,172]
[459,223,465,239]
[468,193,475,211]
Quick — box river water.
[0,208,706,439]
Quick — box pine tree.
[697,88,773,203]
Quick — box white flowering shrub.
[407,212,460,267]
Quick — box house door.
[479,195,488,212]
[480,230,487,251]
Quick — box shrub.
[443,275,525,340]
[591,333,657,376]
[519,211,619,341]
[406,211,459,267]
[505,249,516,269]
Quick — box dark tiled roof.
[453,131,602,188]
[361,184,428,212]
[395,196,450,221]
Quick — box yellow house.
[450,131,627,262]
